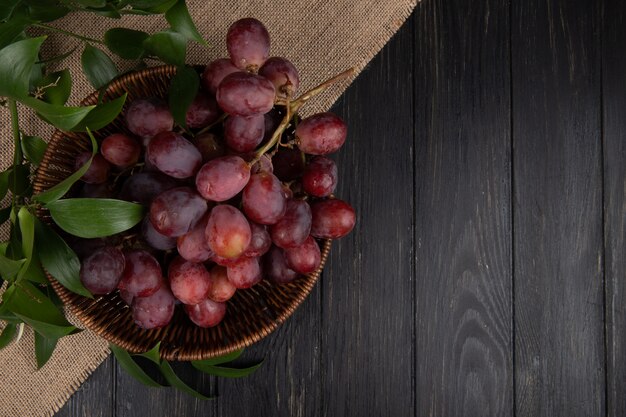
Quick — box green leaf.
[0,323,17,349]
[21,135,47,166]
[110,344,163,388]
[87,5,122,19]
[0,169,10,200]
[37,69,72,106]
[34,332,57,369]
[46,198,144,238]
[20,96,95,131]
[34,217,91,297]
[193,349,244,366]
[3,282,77,339]
[23,251,47,284]
[36,46,78,65]
[190,361,264,378]
[33,130,97,204]
[81,45,118,90]
[0,254,26,281]
[143,30,186,66]
[165,0,206,45]
[0,207,11,225]
[128,0,177,12]
[104,28,149,59]
[0,17,31,50]
[16,207,34,281]
[0,36,45,98]
[8,164,30,196]
[160,361,213,400]
[169,66,198,128]
[75,0,106,7]
[0,0,21,22]
[27,5,70,22]
[71,93,127,132]
[136,342,161,364]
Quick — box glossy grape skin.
[184,298,226,328]
[272,148,305,181]
[195,155,251,201]
[101,133,141,168]
[75,152,110,184]
[125,98,173,139]
[168,256,212,305]
[264,246,298,284]
[242,172,286,225]
[244,222,271,257]
[146,131,202,179]
[177,215,213,263]
[194,132,226,162]
[80,183,113,199]
[296,112,347,155]
[216,72,275,116]
[211,252,242,267]
[302,156,338,197]
[224,114,265,152]
[141,217,177,250]
[79,246,125,295]
[226,18,270,71]
[132,286,175,329]
[270,200,312,248]
[205,205,251,259]
[284,236,321,274]
[226,256,262,289]
[119,172,179,206]
[118,250,163,297]
[310,199,356,239]
[186,93,220,129]
[150,187,208,237]
[201,58,239,94]
[207,265,237,302]
[259,57,300,98]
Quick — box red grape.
[272,148,305,181]
[224,114,265,152]
[244,222,271,257]
[184,298,226,328]
[210,252,242,267]
[186,93,220,129]
[119,171,179,206]
[216,72,275,116]
[264,246,298,284]
[119,289,134,305]
[168,256,212,305]
[75,152,110,184]
[284,236,321,274]
[150,187,208,237]
[302,156,338,197]
[195,155,251,201]
[132,286,175,329]
[80,183,113,199]
[118,250,163,297]
[263,108,281,142]
[270,199,311,248]
[207,265,236,302]
[251,154,273,174]
[296,112,347,155]
[226,256,262,289]
[201,58,239,94]
[141,217,177,250]
[259,57,300,98]
[310,199,356,239]
[101,133,141,168]
[177,215,213,263]
[242,172,286,224]
[80,246,125,295]
[226,18,270,71]
[194,132,226,162]
[205,205,251,259]
[125,98,173,139]
[146,131,202,179]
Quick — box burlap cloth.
[0,1,417,415]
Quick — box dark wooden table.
[56,1,626,416]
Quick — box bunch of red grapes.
[74,18,356,330]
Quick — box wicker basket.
[32,65,332,361]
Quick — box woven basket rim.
[32,65,332,361]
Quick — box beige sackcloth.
[0,1,417,415]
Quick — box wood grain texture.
[55,356,113,417]
[603,1,626,416]
[319,17,415,417]
[512,1,605,416]
[413,0,513,416]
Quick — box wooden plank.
[603,1,626,416]
[55,356,114,417]
[512,1,605,416]
[413,0,513,415]
[319,16,415,417]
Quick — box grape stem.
[196,113,228,136]
[250,67,355,166]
